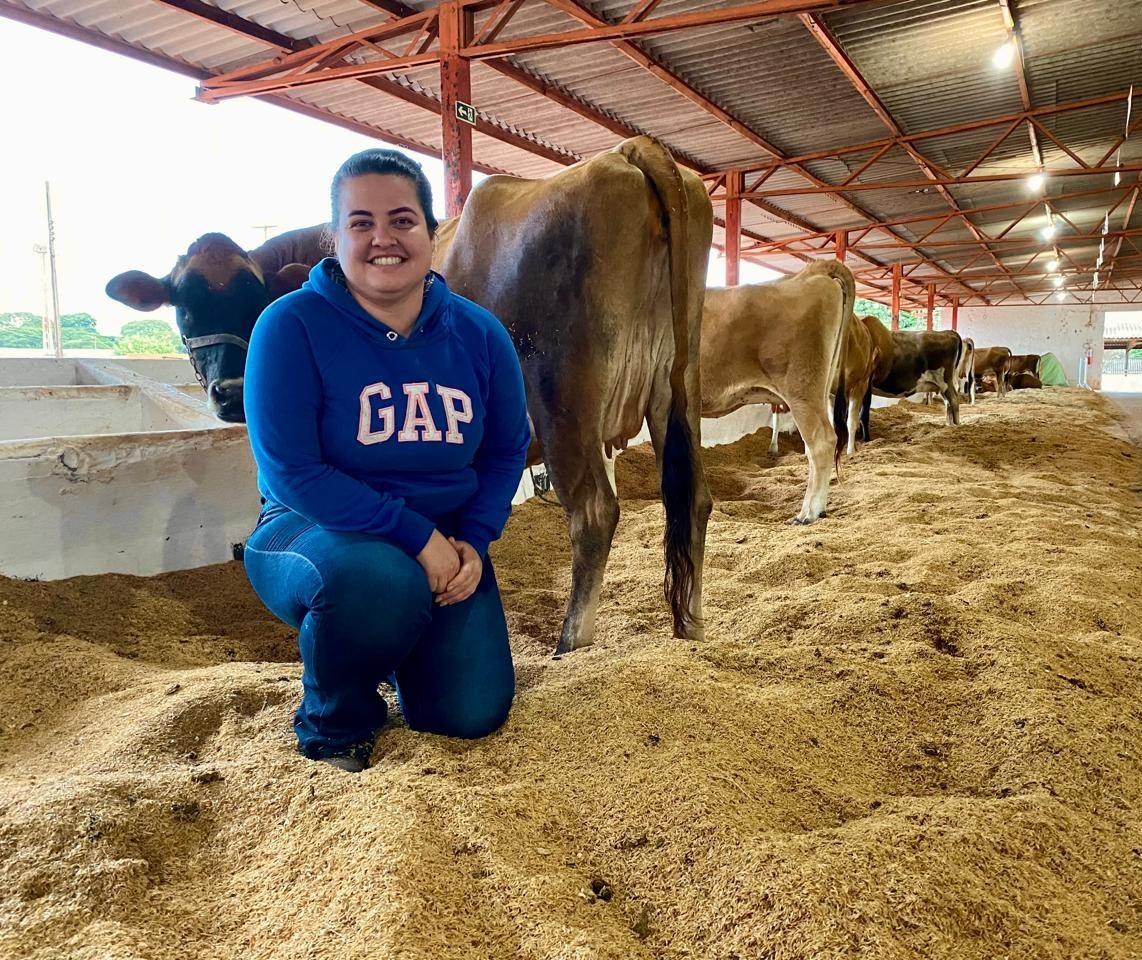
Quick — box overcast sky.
[1,18,780,339]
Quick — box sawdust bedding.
[1,387,1139,960]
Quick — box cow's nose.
[207,378,245,420]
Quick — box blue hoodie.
[244,259,530,558]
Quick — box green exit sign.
[455,101,476,125]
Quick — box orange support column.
[926,283,935,330]
[891,263,901,330]
[834,229,847,262]
[951,296,959,331]
[724,170,742,287]
[439,1,472,218]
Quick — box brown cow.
[435,137,713,655]
[1010,371,1043,390]
[700,260,853,524]
[859,316,963,436]
[922,333,976,406]
[107,226,328,421]
[974,346,1013,398]
[1007,353,1041,378]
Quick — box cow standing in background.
[700,260,853,524]
[974,346,1014,398]
[957,337,977,404]
[922,333,976,406]
[1007,353,1042,380]
[767,305,880,458]
[435,137,713,654]
[106,226,329,421]
[838,310,880,453]
[859,316,963,437]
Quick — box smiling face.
[333,173,435,315]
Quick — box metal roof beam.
[153,1,577,167]
[719,90,1137,177]
[740,163,1142,196]
[535,0,985,301]
[800,12,1025,299]
[0,3,487,170]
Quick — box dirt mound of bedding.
[1,387,1139,960]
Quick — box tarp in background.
[1037,353,1069,386]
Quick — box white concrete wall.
[956,304,1105,389]
[0,386,192,441]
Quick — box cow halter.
[182,332,250,391]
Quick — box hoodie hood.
[303,257,451,346]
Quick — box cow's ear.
[106,270,172,311]
[265,263,311,301]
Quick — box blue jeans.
[243,509,515,760]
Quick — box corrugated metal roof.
[1103,313,1142,339]
[5,0,1142,305]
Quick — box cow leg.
[969,377,976,405]
[846,395,861,456]
[860,385,872,442]
[942,381,961,426]
[787,397,834,524]
[603,446,619,496]
[768,407,780,457]
[647,381,711,641]
[544,433,620,656]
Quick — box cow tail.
[829,263,856,468]
[833,367,848,471]
[620,136,696,637]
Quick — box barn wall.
[956,304,1106,389]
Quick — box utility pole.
[44,182,63,358]
[252,224,277,243]
[32,244,52,353]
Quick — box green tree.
[0,312,46,349]
[60,313,116,350]
[854,298,925,331]
[114,318,184,356]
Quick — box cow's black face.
[108,231,315,425]
[172,268,269,423]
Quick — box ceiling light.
[992,40,1015,69]
[1055,290,1066,301]
[1046,258,1059,271]
[1051,275,1064,287]
[1040,224,1057,240]
[1026,172,1045,191]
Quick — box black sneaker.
[319,753,366,774]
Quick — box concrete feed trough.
[0,357,259,581]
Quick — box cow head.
[106,233,309,423]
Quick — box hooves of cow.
[789,512,825,526]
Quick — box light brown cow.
[957,336,977,404]
[435,137,713,655]
[974,346,1013,397]
[839,311,879,453]
[700,260,854,524]
[777,310,878,454]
